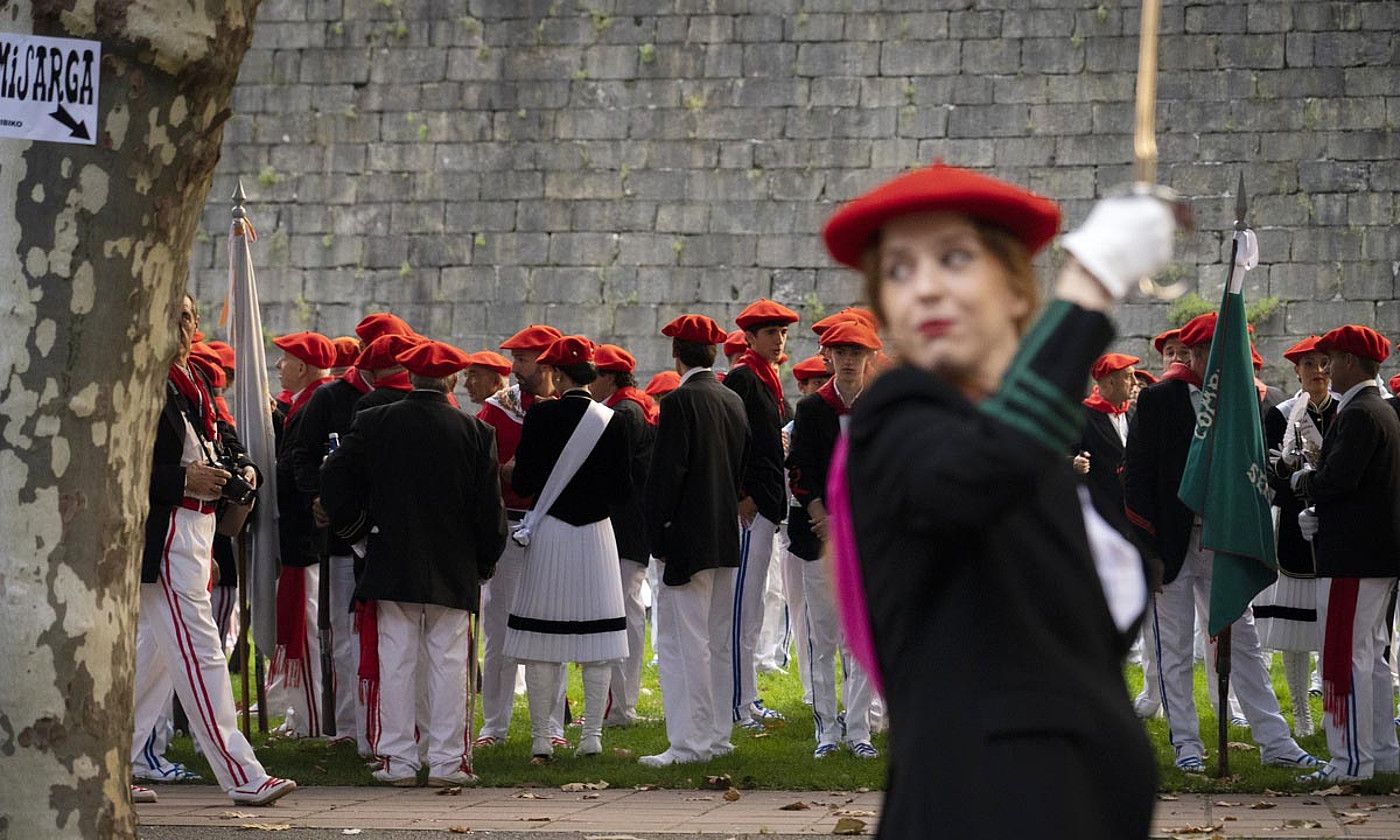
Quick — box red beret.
[1283,336,1323,364]
[1134,369,1159,386]
[397,340,471,378]
[812,307,879,337]
[204,340,236,371]
[723,329,748,358]
[356,333,423,371]
[500,324,563,352]
[1250,345,1264,371]
[662,314,728,345]
[536,335,596,367]
[595,344,637,374]
[189,343,227,389]
[273,331,337,369]
[1091,353,1140,381]
[1316,324,1392,364]
[1152,328,1182,354]
[1389,373,1400,397]
[644,370,681,397]
[355,312,413,343]
[822,162,1061,269]
[819,320,882,351]
[736,298,799,330]
[464,350,512,377]
[332,336,362,368]
[1178,313,1217,348]
[792,355,830,382]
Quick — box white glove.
[1267,446,1299,471]
[1060,192,1177,300]
[1289,464,1314,491]
[1298,507,1319,541]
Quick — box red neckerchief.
[1159,362,1203,388]
[284,376,331,426]
[214,395,235,426]
[734,349,786,417]
[341,366,371,395]
[1082,385,1128,416]
[816,377,854,416]
[606,386,658,425]
[169,363,219,441]
[373,371,412,392]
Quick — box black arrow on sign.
[49,104,90,140]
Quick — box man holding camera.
[129,293,295,806]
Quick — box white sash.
[512,400,613,547]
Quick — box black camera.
[218,460,257,506]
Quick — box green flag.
[1178,230,1278,636]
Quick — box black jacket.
[276,387,326,569]
[511,390,632,527]
[1296,386,1400,578]
[354,385,409,413]
[321,390,506,611]
[606,397,654,562]
[723,364,788,524]
[1264,395,1337,577]
[142,373,254,584]
[785,388,845,562]
[288,377,366,557]
[1123,378,1200,585]
[847,303,1153,840]
[645,370,749,586]
[1077,405,1141,542]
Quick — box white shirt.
[1337,380,1377,413]
[678,366,711,386]
[1109,412,1129,445]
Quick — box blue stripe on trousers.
[731,526,751,721]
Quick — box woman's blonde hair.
[861,219,1041,336]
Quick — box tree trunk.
[0,2,259,837]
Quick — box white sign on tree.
[0,33,99,145]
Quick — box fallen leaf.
[448,827,471,835]
[854,787,871,794]
[833,817,866,835]
[1212,801,1239,807]
[684,796,714,801]
[1222,816,1236,821]
[702,774,732,790]
[632,784,658,791]
[239,825,291,832]
[561,780,610,792]
[1226,741,1253,751]
[519,817,551,822]
[780,801,811,811]
[1262,788,1285,797]
[1248,801,1276,810]
[1161,822,1223,835]
[1157,794,1180,802]
[1340,814,1369,825]
[750,731,770,738]
[515,792,552,799]
[436,786,462,796]
[612,748,634,758]
[1282,819,1323,829]
[1315,784,1356,796]
[834,810,876,817]
[723,788,742,802]
[312,764,328,773]
[341,832,363,837]
[582,793,601,800]
[220,812,258,820]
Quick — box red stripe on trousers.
[161,510,247,786]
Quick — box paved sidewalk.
[136,786,1400,837]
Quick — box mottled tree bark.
[0,2,259,837]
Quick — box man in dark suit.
[640,314,749,767]
[1076,352,1138,525]
[724,298,799,728]
[1123,312,1311,774]
[129,293,296,806]
[1289,325,1400,784]
[321,340,506,787]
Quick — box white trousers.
[130,621,176,776]
[1316,577,1399,778]
[802,558,874,745]
[328,555,368,754]
[211,584,238,655]
[1155,527,1299,763]
[756,533,791,671]
[131,507,269,793]
[1135,594,1162,712]
[732,514,777,719]
[780,548,810,696]
[478,538,564,739]
[372,600,472,778]
[608,557,649,722]
[267,565,323,737]
[656,565,736,762]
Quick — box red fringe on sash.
[356,600,381,750]
[1322,578,1360,727]
[268,567,309,688]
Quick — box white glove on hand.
[1268,446,1299,471]
[1298,507,1319,541]
[1060,193,1177,300]
[1289,464,1314,491]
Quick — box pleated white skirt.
[504,515,628,664]
[1254,573,1319,652]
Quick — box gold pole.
[1133,0,1161,185]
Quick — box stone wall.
[190,0,1400,386]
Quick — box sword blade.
[1133,0,1162,185]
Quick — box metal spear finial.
[232,178,248,220]
[1234,172,1247,232]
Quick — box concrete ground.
[136,785,1400,838]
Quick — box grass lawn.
[164,642,1400,794]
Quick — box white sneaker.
[229,777,297,806]
[371,768,418,787]
[639,749,703,768]
[575,734,602,757]
[427,770,480,787]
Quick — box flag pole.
[1212,173,1250,779]
[238,529,252,739]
